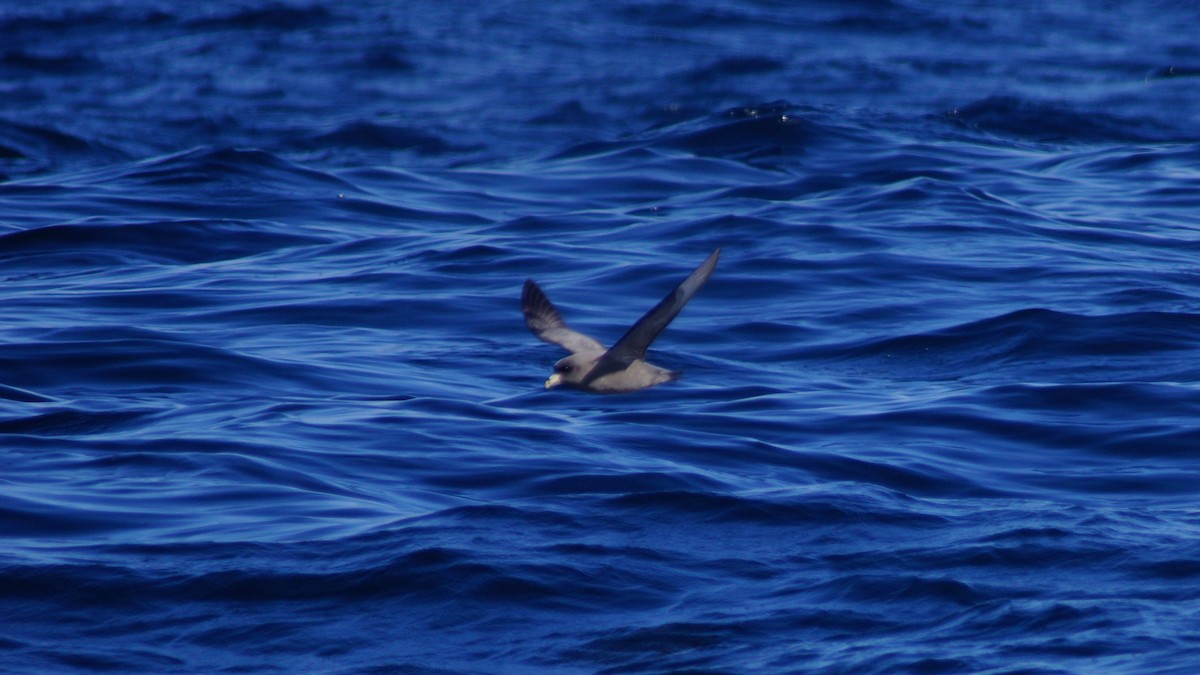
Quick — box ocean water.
[3,0,1200,671]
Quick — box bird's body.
[521,249,719,394]
[545,350,678,393]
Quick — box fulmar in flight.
[521,249,720,394]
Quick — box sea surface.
[3,1,1200,672]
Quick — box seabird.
[521,249,720,393]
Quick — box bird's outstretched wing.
[521,279,605,354]
[602,248,720,366]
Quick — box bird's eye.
[557,363,572,373]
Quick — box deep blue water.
[3,1,1200,671]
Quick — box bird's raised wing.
[521,279,605,354]
[602,248,720,366]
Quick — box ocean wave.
[945,95,1184,143]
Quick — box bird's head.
[545,353,597,389]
